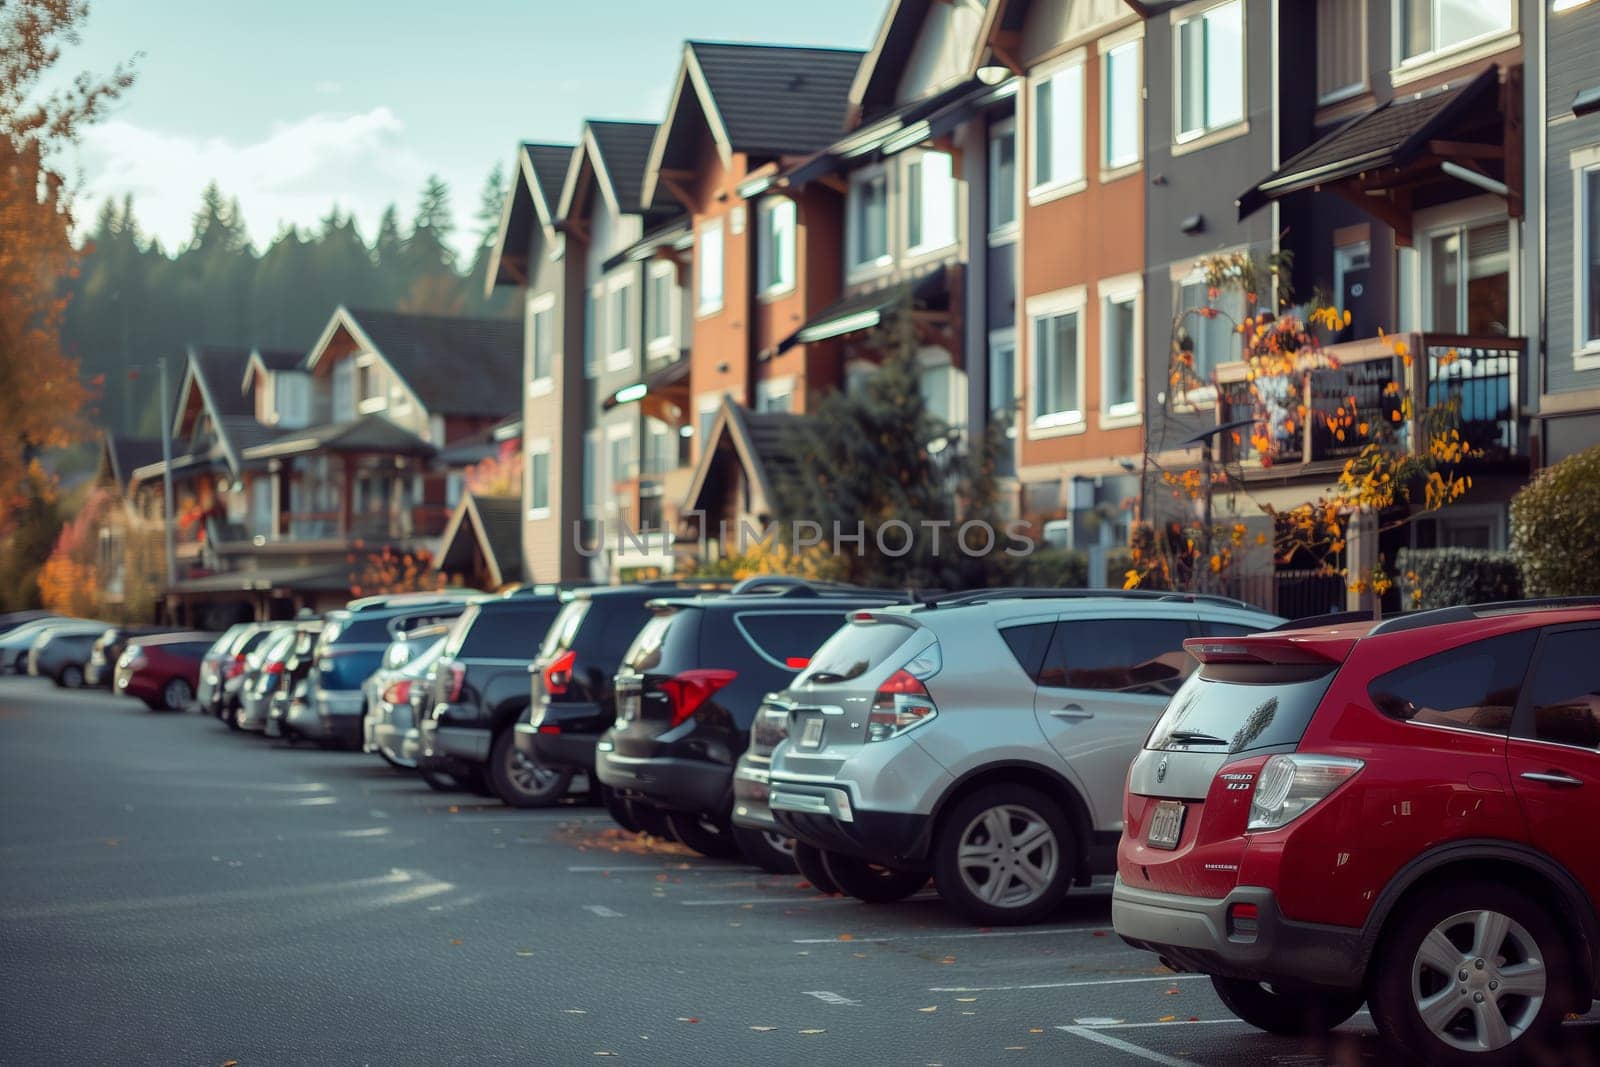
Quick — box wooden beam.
[500,256,527,286]
[988,30,1026,76]
[1503,64,1524,220]
[657,170,697,212]
[1332,181,1413,247]
[1426,139,1504,161]
[562,217,589,246]
[819,174,849,195]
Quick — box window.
[758,197,797,295]
[735,611,853,671]
[333,361,354,421]
[849,169,891,271]
[907,151,956,254]
[989,328,1018,433]
[1102,286,1140,417]
[1175,0,1244,142]
[525,440,550,517]
[1001,622,1055,680]
[607,429,634,486]
[918,349,965,431]
[582,431,598,517]
[1580,163,1600,354]
[1029,296,1084,429]
[1039,619,1196,695]
[697,219,724,315]
[646,265,675,355]
[1424,220,1510,334]
[1316,0,1365,103]
[642,417,674,476]
[1031,57,1085,194]
[1178,276,1244,379]
[698,400,721,452]
[754,378,794,414]
[461,605,561,659]
[585,288,601,377]
[1399,0,1512,63]
[989,120,1017,236]
[606,282,632,370]
[528,297,554,387]
[1369,630,1535,734]
[1529,628,1600,749]
[796,619,915,687]
[1103,40,1141,170]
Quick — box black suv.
[594,580,914,866]
[417,595,564,806]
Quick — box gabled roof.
[971,0,1144,75]
[101,433,164,492]
[849,0,936,126]
[642,41,864,205]
[241,348,304,393]
[434,493,524,589]
[682,396,807,522]
[485,141,575,295]
[240,413,436,461]
[172,345,255,473]
[306,307,523,420]
[558,120,670,222]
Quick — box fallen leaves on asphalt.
[515,949,534,957]
[749,1026,777,1032]
[917,1006,938,1013]
[676,1017,699,1024]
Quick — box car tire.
[932,784,1076,925]
[161,678,194,712]
[1367,881,1570,1066]
[820,850,928,903]
[57,664,84,689]
[487,728,572,808]
[792,841,840,894]
[731,824,800,874]
[600,786,641,833]
[1211,976,1364,1035]
[665,811,743,860]
[419,767,462,791]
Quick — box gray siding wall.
[1545,1,1600,395]
[521,229,587,582]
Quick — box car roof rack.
[918,587,1259,611]
[1370,596,1600,636]
[1269,611,1375,632]
[727,576,900,598]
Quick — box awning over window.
[774,270,949,355]
[602,355,691,423]
[1236,66,1513,239]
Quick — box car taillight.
[867,669,938,742]
[383,679,412,704]
[785,657,810,669]
[660,669,737,728]
[1246,754,1364,831]
[544,650,576,696]
[1228,902,1260,941]
[446,663,466,703]
[125,652,148,671]
[265,660,285,675]
[226,653,247,678]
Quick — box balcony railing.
[1219,332,1526,469]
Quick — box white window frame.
[354,353,387,415]
[646,262,677,358]
[754,376,796,414]
[527,291,556,397]
[1392,0,1517,75]
[847,164,893,278]
[1028,50,1087,205]
[585,284,603,378]
[905,150,958,258]
[605,276,633,372]
[1172,0,1247,149]
[988,325,1019,438]
[1574,146,1600,369]
[1316,0,1368,106]
[605,422,634,492]
[695,394,726,458]
[526,437,551,519]
[697,218,725,317]
[1025,286,1088,438]
[988,118,1019,242]
[1098,274,1143,426]
[1414,201,1518,336]
[1099,29,1144,176]
[757,196,798,298]
[916,346,967,436]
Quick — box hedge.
[1397,548,1522,611]
[1511,443,1600,597]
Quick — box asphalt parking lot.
[4,675,1600,1066]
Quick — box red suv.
[1113,600,1600,1064]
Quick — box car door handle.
[1050,705,1094,720]
[1520,771,1584,788]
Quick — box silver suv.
[764,591,1282,924]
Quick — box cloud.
[74,106,477,259]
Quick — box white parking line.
[583,904,624,918]
[336,827,392,838]
[0,867,435,921]
[929,974,1208,993]
[566,865,749,874]
[1060,1026,1194,1066]
[802,990,862,1006]
[295,795,338,806]
[793,925,1106,945]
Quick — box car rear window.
[794,619,917,686]
[538,601,590,660]
[735,611,852,669]
[1147,665,1338,755]
[237,628,273,654]
[1039,618,1197,696]
[622,609,700,673]
[457,604,559,660]
[1368,629,1536,735]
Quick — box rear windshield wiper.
[803,671,850,684]
[1161,730,1230,746]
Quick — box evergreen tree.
[475,161,507,247]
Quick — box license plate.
[799,717,825,749]
[617,691,640,723]
[1146,800,1185,850]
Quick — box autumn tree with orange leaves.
[1,2,134,605]
[1128,249,1479,613]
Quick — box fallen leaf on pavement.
[516,950,534,957]
[1164,987,1181,995]
[1028,1028,1043,1034]
[676,1017,699,1024]
[750,1026,777,1032]
[837,933,853,941]
[939,956,956,964]
[1003,1046,1025,1051]
[798,1029,826,1035]
[449,939,462,946]
[448,806,459,813]
[852,953,866,959]
[956,997,977,1003]
[563,1009,588,1015]
[917,1006,937,1013]
[221,1061,238,1066]
[594,1052,617,1057]
[1159,1015,1177,1023]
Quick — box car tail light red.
[868,669,938,742]
[537,724,561,735]
[544,650,576,697]
[660,669,737,728]
[1228,902,1260,941]
[265,660,285,675]
[785,657,810,669]
[383,679,412,705]
[226,653,247,678]
[445,663,467,703]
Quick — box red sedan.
[115,632,218,711]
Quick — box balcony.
[1218,333,1527,472]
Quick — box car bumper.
[516,723,599,773]
[418,721,490,775]
[237,693,273,731]
[308,690,365,744]
[731,758,781,834]
[767,781,931,865]
[1111,877,1365,991]
[594,747,731,814]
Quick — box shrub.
[1511,444,1600,597]
[1398,548,1522,611]
[1013,547,1089,588]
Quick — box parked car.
[416,594,565,803]
[235,626,298,732]
[0,618,69,675]
[27,621,113,686]
[208,623,285,721]
[1112,599,1600,1063]
[519,582,736,830]
[197,624,252,713]
[764,590,1281,923]
[300,603,470,747]
[595,580,921,865]
[364,624,450,769]
[115,631,218,710]
[0,610,53,637]
[266,620,325,740]
[87,626,180,689]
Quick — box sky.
[56,0,885,260]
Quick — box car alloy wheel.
[59,664,84,689]
[1410,909,1546,1053]
[487,728,571,808]
[730,824,799,874]
[162,678,193,711]
[955,803,1060,909]
[508,748,559,794]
